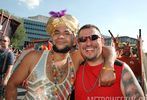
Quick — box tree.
[0,9,26,49]
[11,19,26,49]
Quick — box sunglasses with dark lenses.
[78,35,100,42]
[0,39,8,42]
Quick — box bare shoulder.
[24,50,42,59]
[70,49,84,71]
[70,50,84,62]
[21,50,43,70]
[122,63,136,77]
[121,62,144,99]
[8,50,43,86]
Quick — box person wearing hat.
[6,10,116,99]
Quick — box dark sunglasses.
[0,39,8,42]
[78,35,100,42]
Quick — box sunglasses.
[78,35,100,42]
[0,39,8,42]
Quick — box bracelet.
[102,66,115,73]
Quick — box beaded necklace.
[50,51,69,84]
[48,51,75,99]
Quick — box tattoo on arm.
[122,66,144,99]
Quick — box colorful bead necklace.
[50,51,69,84]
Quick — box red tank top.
[75,63,124,100]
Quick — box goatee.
[53,45,71,53]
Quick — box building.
[104,36,137,46]
[0,10,20,38]
[23,15,50,45]
[103,35,111,46]
[28,15,49,23]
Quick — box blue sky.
[0,0,147,52]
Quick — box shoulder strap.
[114,59,123,66]
[1,49,10,74]
[13,48,34,71]
[23,50,49,80]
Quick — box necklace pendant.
[54,76,59,84]
[54,79,58,84]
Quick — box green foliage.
[0,9,9,15]
[11,19,26,49]
[0,9,26,49]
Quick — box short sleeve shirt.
[0,50,15,75]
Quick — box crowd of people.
[0,10,145,100]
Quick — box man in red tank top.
[75,24,145,100]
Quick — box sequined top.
[23,50,75,100]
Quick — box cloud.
[18,0,41,9]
